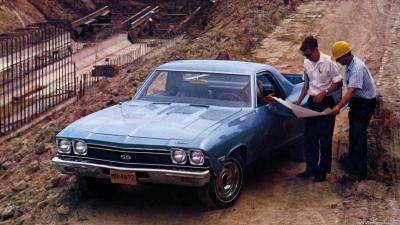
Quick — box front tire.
[197,153,244,208]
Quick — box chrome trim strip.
[58,155,209,169]
[155,69,251,76]
[52,156,209,177]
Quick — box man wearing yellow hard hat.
[330,41,377,179]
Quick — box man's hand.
[264,93,275,104]
[313,91,327,103]
[292,99,301,105]
[331,105,341,115]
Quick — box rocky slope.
[0,0,206,33]
[0,0,45,33]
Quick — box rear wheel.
[197,153,244,208]
[76,176,120,197]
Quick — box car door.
[251,72,287,158]
[268,72,305,146]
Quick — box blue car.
[52,60,306,208]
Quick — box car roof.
[156,60,276,75]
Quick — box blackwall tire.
[197,153,244,208]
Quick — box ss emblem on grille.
[120,154,132,162]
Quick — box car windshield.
[136,70,251,107]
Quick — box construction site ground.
[0,0,399,224]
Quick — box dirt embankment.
[0,0,45,33]
[0,0,101,33]
[368,0,400,184]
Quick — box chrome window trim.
[154,69,251,76]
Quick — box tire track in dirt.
[376,0,400,110]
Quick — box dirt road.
[66,1,400,225]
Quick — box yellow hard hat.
[331,41,352,61]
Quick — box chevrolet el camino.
[52,60,307,208]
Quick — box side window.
[256,73,276,107]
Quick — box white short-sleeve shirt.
[303,52,342,96]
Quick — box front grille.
[67,143,209,169]
[86,144,172,165]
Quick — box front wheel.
[197,153,244,208]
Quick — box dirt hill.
[0,0,44,33]
[0,0,204,33]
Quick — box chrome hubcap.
[216,161,241,200]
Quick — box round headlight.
[189,150,205,165]
[171,149,187,164]
[57,139,71,154]
[74,141,87,155]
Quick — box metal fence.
[0,23,75,134]
[0,24,176,135]
[106,38,175,67]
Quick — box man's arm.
[313,81,343,103]
[293,71,309,105]
[331,87,356,115]
[293,84,308,105]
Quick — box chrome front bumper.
[52,156,210,187]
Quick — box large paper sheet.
[272,97,332,118]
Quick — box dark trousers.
[348,97,376,178]
[304,95,336,175]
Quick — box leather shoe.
[296,170,315,178]
[313,173,327,182]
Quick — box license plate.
[110,170,137,185]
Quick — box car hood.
[67,101,242,141]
